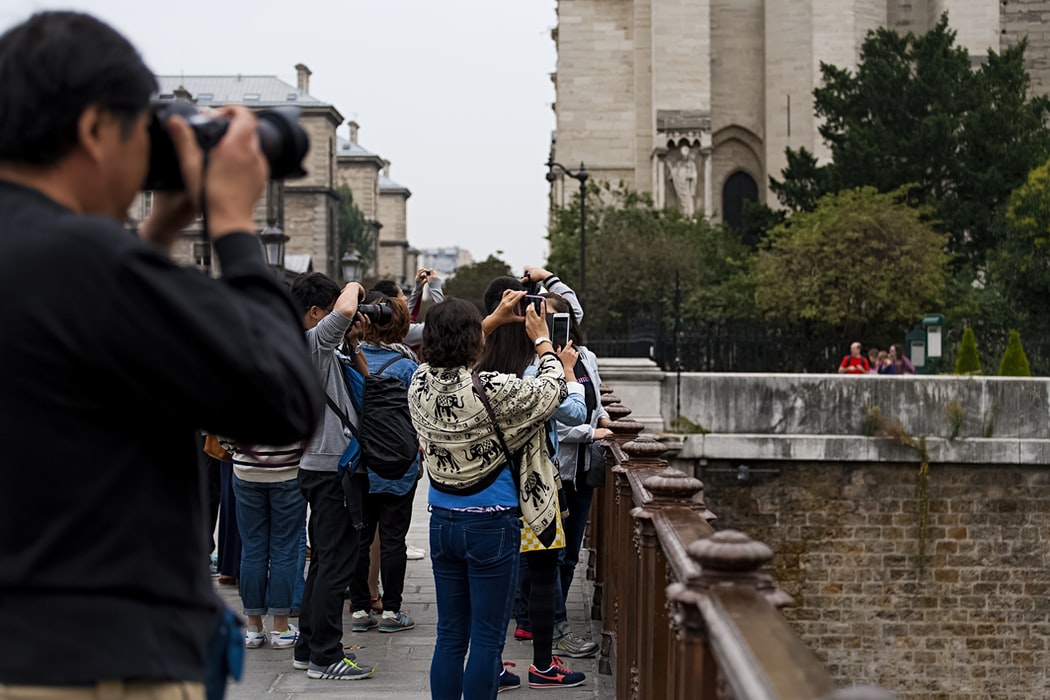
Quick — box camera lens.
[144,104,309,191]
[358,304,393,325]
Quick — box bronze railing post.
[633,466,704,700]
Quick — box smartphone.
[548,312,571,349]
[515,294,545,317]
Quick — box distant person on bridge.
[838,342,871,374]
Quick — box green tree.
[770,14,1050,271]
[442,254,514,313]
[990,158,1050,332]
[752,187,947,335]
[335,184,375,273]
[955,327,982,375]
[547,183,755,338]
[998,329,1032,376]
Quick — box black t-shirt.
[0,181,322,684]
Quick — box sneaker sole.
[498,684,521,693]
[351,623,378,633]
[293,660,309,670]
[245,639,266,649]
[528,679,586,689]
[378,623,416,633]
[271,640,298,649]
[306,668,375,680]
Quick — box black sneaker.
[306,657,374,680]
[499,661,521,693]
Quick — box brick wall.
[693,458,1050,699]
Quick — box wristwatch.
[534,336,552,347]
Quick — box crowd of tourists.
[0,11,612,700]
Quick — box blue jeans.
[293,522,306,612]
[430,507,521,700]
[231,476,307,616]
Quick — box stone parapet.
[659,372,1050,440]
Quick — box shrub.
[955,328,982,375]
[998,329,1032,376]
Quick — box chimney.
[294,63,312,93]
[173,85,193,103]
[347,120,359,144]
[382,160,391,178]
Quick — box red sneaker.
[513,627,533,641]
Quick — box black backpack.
[328,354,419,481]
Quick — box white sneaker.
[406,545,426,560]
[244,626,266,648]
[270,623,299,649]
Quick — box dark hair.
[372,280,401,298]
[290,272,340,317]
[0,12,158,166]
[483,276,525,314]
[475,276,533,376]
[544,293,585,347]
[422,298,484,368]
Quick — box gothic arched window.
[722,171,758,231]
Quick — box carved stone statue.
[667,144,698,217]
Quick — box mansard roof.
[379,172,411,196]
[336,135,379,158]
[154,75,328,108]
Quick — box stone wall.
[377,190,408,282]
[685,458,1050,699]
[599,363,1050,696]
[1002,0,1050,97]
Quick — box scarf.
[409,352,568,547]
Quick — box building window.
[722,171,759,233]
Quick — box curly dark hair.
[422,298,484,368]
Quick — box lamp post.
[341,248,363,284]
[259,225,288,271]
[546,158,589,306]
[260,181,287,273]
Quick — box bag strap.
[471,372,519,480]
[324,393,359,438]
[376,354,408,376]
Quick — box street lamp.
[341,248,363,283]
[259,225,288,270]
[546,158,589,306]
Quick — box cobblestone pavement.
[218,475,615,699]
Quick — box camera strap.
[199,150,211,240]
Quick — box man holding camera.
[0,11,322,699]
[289,273,377,681]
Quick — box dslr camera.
[144,102,309,191]
[357,303,393,326]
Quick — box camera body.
[143,102,309,191]
[515,294,545,317]
[358,303,393,325]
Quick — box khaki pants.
[0,681,204,700]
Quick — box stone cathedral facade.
[549,0,1050,227]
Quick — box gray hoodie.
[300,310,358,471]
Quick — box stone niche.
[655,109,712,217]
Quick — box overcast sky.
[1,0,559,274]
